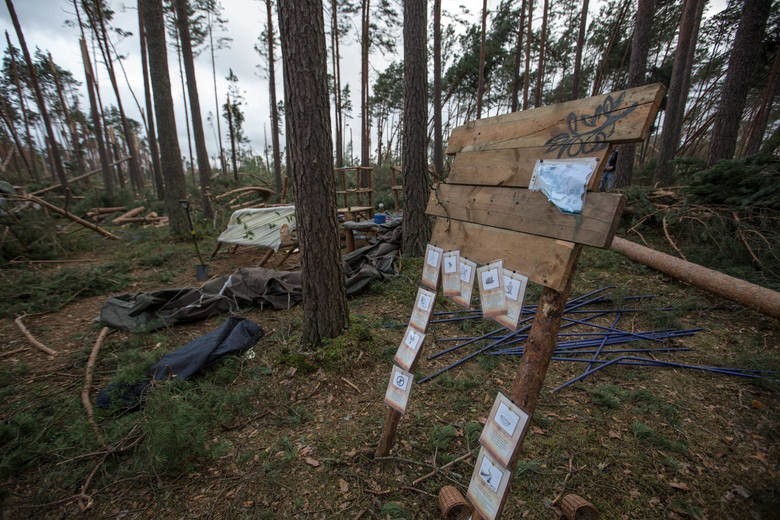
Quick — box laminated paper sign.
[467,447,511,520]
[479,392,530,468]
[494,270,529,331]
[421,244,443,290]
[393,326,425,371]
[453,257,477,308]
[477,261,507,318]
[384,365,414,414]
[409,287,437,332]
[441,250,461,297]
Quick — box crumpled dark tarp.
[96,316,263,409]
[100,221,401,332]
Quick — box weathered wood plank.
[446,83,664,155]
[426,184,625,248]
[430,218,577,291]
[446,147,611,190]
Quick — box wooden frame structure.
[374,84,665,518]
[335,166,374,220]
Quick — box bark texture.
[140,0,188,236]
[174,0,214,218]
[402,0,431,256]
[266,0,283,197]
[615,0,654,188]
[707,0,772,164]
[278,0,348,348]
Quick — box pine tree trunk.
[174,0,214,219]
[402,0,430,256]
[140,0,189,236]
[49,53,87,182]
[510,0,526,112]
[265,0,283,197]
[208,17,227,175]
[615,0,654,188]
[138,0,164,199]
[707,0,771,165]
[433,0,443,178]
[571,0,589,100]
[331,0,344,168]
[654,0,705,186]
[476,0,488,119]
[522,0,534,110]
[0,98,32,176]
[534,0,549,107]
[360,0,371,180]
[4,31,37,181]
[79,37,114,198]
[742,50,780,157]
[226,94,238,181]
[5,0,68,193]
[86,0,144,194]
[278,0,348,348]
[174,30,196,187]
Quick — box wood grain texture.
[426,184,625,248]
[446,147,610,189]
[430,218,578,291]
[446,83,664,155]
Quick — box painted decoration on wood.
[409,287,437,332]
[544,91,640,159]
[478,261,507,318]
[529,157,600,214]
[384,365,414,414]
[421,244,444,289]
[479,392,530,468]
[494,270,529,331]
[393,326,425,371]
[467,447,512,520]
[441,250,461,296]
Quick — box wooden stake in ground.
[14,315,57,356]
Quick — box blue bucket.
[373,213,387,224]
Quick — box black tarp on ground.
[96,317,263,409]
[100,221,401,332]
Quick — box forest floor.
[0,226,777,519]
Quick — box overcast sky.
[0,1,726,166]
[1,0,486,164]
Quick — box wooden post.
[375,408,403,457]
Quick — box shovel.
[179,200,209,281]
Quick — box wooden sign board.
[453,256,477,308]
[441,250,460,296]
[394,326,425,371]
[421,244,443,290]
[467,448,512,520]
[431,219,577,292]
[478,261,507,318]
[384,365,414,414]
[447,84,664,155]
[494,270,529,331]
[409,287,436,332]
[479,392,531,468]
[426,183,625,248]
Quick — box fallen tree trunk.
[31,156,131,196]
[23,195,120,240]
[610,236,780,319]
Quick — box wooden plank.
[426,184,625,248]
[446,147,610,190]
[430,218,577,291]
[446,83,664,155]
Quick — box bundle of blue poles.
[419,287,775,390]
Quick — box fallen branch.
[12,195,120,240]
[82,327,109,447]
[14,315,57,356]
[0,347,27,358]
[31,156,131,196]
[411,451,473,486]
